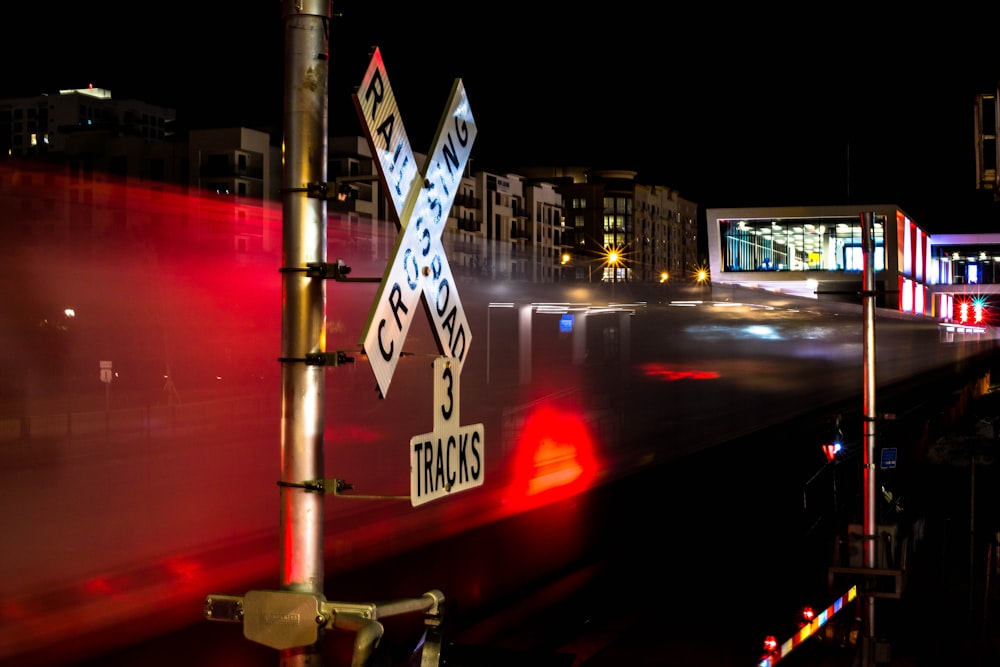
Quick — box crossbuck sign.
[354,48,484,506]
[354,47,475,399]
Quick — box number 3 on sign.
[409,357,485,507]
[436,358,456,429]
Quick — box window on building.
[718,217,885,273]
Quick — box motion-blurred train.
[0,160,993,666]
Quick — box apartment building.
[0,88,698,285]
[0,86,175,159]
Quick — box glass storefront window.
[933,245,1000,285]
[719,217,884,273]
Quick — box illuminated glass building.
[707,205,1000,324]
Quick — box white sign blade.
[362,230,425,397]
[361,79,476,398]
[352,47,419,226]
[421,236,471,375]
[410,79,476,377]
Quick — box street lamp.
[604,248,622,301]
[599,243,626,284]
[607,249,620,283]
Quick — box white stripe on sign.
[352,47,420,227]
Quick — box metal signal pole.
[205,11,447,665]
[279,1,331,666]
[860,211,878,666]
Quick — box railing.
[453,194,480,208]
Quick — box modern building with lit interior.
[705,204,1000,326]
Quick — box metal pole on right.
[860,211,878,666]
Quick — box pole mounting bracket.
[277,351,356,366]
[277,477,408,500]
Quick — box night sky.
[6,3,1000,232]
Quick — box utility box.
[841,523,900,569]
[829,523,907,599]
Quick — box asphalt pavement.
[447,370,1000,667]
[14,365,1000,667]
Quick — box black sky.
[6,3,1000,233]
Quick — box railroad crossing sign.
[410,357,484,506]
[354,47,475,398]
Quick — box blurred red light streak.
[640,362,720,381]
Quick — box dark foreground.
[36,365,1000,667]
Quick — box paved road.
[1,293,994,667]
[12,379,1000,667]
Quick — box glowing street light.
[692,264,710,284]
[600,243,626,284]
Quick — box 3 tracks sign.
[353,48,483,505]
[410,357,484,506]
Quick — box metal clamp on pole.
[306,260,382,283]
[278,260,381,283]
[204,594,245,623]
[276,351,356,366]
[305,351,355,366]
[276,477,409,500]
[304,175,380,202]
[203,589,445,666]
